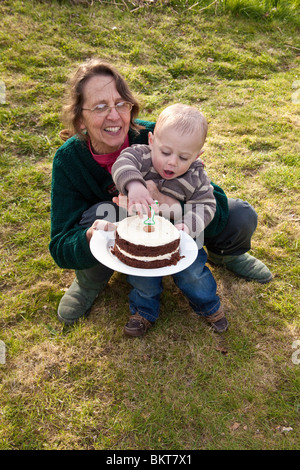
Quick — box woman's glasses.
[82,101,133,115]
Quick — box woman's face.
[80,74,131,154]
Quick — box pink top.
[87,135,130,174]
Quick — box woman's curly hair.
[60,58,141,141]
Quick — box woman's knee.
[228,198,258,234]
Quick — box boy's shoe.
[124,313,153,337]
[57,279,100,326]
[205,307,228,333]
[207,251,272,284]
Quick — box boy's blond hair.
[155,103,208,149]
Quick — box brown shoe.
[205,307,228,333]
[124,313,153,337]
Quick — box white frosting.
[116,246,179,262]
[117,215,179,247]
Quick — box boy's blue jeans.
[127,248,220,323]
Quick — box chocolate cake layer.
[114,232,180,257]
[112,245,182,269]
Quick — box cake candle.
[143,201,158,232]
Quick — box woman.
[49,58,272,334]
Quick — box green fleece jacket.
[49,119,229,270]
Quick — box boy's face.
[148,127,203,180]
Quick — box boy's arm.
[175,169,217,239]
[111,144,150,195]
[111,145,157,217]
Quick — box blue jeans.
[127,248,220,323]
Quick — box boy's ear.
[148,131,154,146]
[195,149,204,163]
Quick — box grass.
[0,0,299,450]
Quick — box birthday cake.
[112,215,182,269]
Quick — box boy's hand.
[126,181,156,217]
[112,193,128,210]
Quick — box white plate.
[90,228,199,277]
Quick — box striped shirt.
[111,144,216,238]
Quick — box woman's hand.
[86,219,116,243]
[175,222,190,234]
